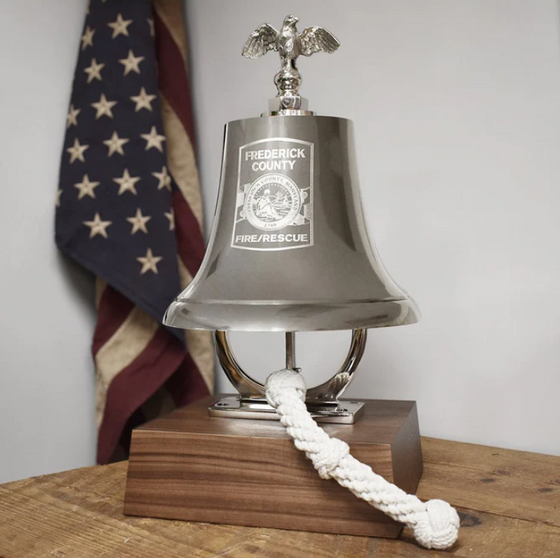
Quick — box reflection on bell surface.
[164,114,419,332]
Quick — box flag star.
[84,213,112,239]
[74,174,100,199]
[152,166,171,191]
[164,210,175,231]
[91,93,117,119]
[147,18,154,37]
[56,189,62,207]
[108,13,133,38]
[137,248,162,275]
[127,208,151,234]
[113,168,140,195]
[130,87,156,112]
[141,126,166,152]
[84,58,105,83]
[66,104,81,128]
[103,131,129,156]
[119,50,144,75]
[81,26,95,50]
[67,138,89,163]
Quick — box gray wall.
[0,0,97,483]
[0,0,559,483]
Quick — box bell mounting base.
[124,394,423,538]
[209,395,365,424]
[212,329,369,422]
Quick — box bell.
[163,15,420,421]
[164,115,419,332]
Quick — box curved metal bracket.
[213,329,367,403]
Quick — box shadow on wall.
[55,251,97,326]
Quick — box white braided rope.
[265,369,460,550]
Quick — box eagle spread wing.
[242,23,278,59]
[298,26,340,56]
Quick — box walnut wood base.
[123,395,423,538]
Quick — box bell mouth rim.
[163,321,419,333]
[172,297,409,305]
[163,297,420,332]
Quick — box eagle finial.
[242,15,340,112]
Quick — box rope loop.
[265,368,306,407]
[265,369,460,550]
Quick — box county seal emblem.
[232,138,313,251]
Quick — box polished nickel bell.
[164,115,419,332]
[163,16,419,423]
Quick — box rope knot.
[265,369,307,408]
[412,499,460,550]
[312,437,350,479]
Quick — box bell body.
[164,115,419,331]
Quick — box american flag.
[56,0,214,464]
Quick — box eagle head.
[283,15,298,28]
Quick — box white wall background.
[1,0,559,483]
[0,1,97,483]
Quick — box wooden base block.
[123,395,423,538]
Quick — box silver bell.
[163,16,419,423]
[164,114,419,332]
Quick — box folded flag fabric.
[56,0,213,463]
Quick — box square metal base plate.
[208,395,365,424]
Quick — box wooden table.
[0,438,559,557]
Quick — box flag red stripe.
[172,191,206,277]
[97,327,185,464]
[154,11,197,150]
[164,350,211,408]
[116,406,148,460]
[92,286,134,355]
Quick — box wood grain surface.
[1,438,559,557]
[123,396,422,538]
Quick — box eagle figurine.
[242,15,340,67]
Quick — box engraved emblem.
[244,174,302,231]
[232,138,313,251]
